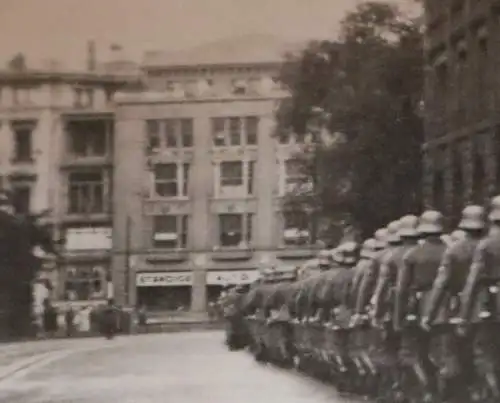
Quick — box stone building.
[112,35,317,314]
[423,0,500,224]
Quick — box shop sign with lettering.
[136,272,193,287]
[206,270,259,285]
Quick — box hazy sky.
[0,0,416,70]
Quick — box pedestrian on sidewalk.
[42,298,58,338]
[65,307,75,337]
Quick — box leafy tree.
[276,0,424,239]
[0,206,58,338]
[7,53,27,71]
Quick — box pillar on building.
[191,254,208,314]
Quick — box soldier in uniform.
[348,238,379,397]
[394,210,447,402]
[422,205,485,403]
[457,196,500,400]
[372,216,420,401]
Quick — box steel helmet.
[360,238,377,259]
[374,228,388,249]
[398,215,419,238]
[489,195,500,222]
[459,205,485,230]
[417,210,444,235]
[340,241,358,265]
[387,220,402,244]
[317,249,331,266]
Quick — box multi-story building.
[423,0,500,224]
[112,35,317,314]
[0,47,139,311]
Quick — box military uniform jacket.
[426,236,480,324]
[348,259,370,310]
[371,245,401,320]
[372,244,416,321]
[394,239,447,329]
[459,230,500,323]
[355,249,388,315]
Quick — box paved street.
[0,331,361,403]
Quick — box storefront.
[205,269,260,304]
[136,271,193,311]
[58,226,112,303]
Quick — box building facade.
[423,0,500,225]
[112,36,318,314]
[0,62,139,311]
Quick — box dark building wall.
[423,0,500,226]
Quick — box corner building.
[0,62,139,312]
[423,0,500,224]
[113,36,316,315]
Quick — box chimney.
[87,40,96,71]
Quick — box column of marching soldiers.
[218,196,500,403]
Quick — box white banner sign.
[66,227,112,251]
[206,270,259,286]
[136,272,193,287]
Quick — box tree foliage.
[276,0,424,239]
[0,207,58,338]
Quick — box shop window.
[218,213,252,248]
[137,286,191,311]
[64,265,106,301]
[152,215,188,249]
[68,171,106,214]
[283,211,310,246]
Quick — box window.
[11,185,31,215]
[229,118,241,146]
[220,161,243,187]
[284,159,307,194]
[11,123,33,162]
[218,161,255,197]
[212,118,226,146]
[145,119,194,150]
[146,120,160,153]
[164,119,177,147]
[68,171,106,214]
[153,163,189,198]
[66,120,109,157]
[180,119,193,147]
[152,215,188,249]
[245,117,258,145]
[283,211,310,246]
[218,213,252,247]
[211,117,259,146]
[154,164,177,197]
[64,265,106,301]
